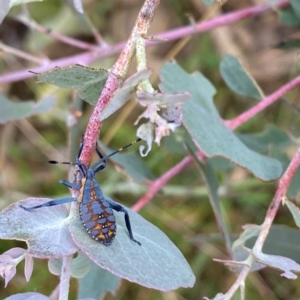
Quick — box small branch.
[80,0,161,165]
[58,255,72,300]
[0,0,289,84]
[224,75,300,130]
[205,149,300,300]
[222,265,250,300]
[132,151,206,211]
[253,147,300,252]
[155,0,289,42]
[0,42,48,64]
[16,16,101,52]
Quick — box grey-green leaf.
[220,54,264,100]
[78,81,105,105]
[160,61,219,116]
[78,262,120,299]
[160,61,282,181]
[48,252,91,278]
[291,0,300,19]
[201,0,220,5]
[284,199,300,228]
[4,292,51,300]
[0,1,10,25]
[238,125,291,153]
[99,69,152,120]
[37,65,108,90]
[197,159,232,254]
[70,203,195,291]
[0,198,78,258]
[246,225,300,264]
[279,7,300,27]
[0,93,56,124]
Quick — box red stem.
[254,147,300,251]
[224,75,300,130]
[0,0,289,84]
[79,0,160,165]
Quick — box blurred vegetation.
[0,0,300,299]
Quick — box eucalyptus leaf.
[37,65,108,90]
[70,203,195,291]
[160,61,282,181]
[252,251,300,279]
[283,199,300,228]
[238,125,291,153]
[290,0,300,19]
[0,0,10,25]
[1,197,195,290]
[0,198,78,258]
[160,61,219,116]
[245,225,300,264]
[99,69,152,120]
[202,0,220,4]
[4,292,51,300]
[0,0,46,25]
[196,159,232,254]
[220,54,264,100]
[78,262,120,299]
[48,251,91,278]
[0,94,56,124]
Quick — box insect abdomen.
[79,199,116,246]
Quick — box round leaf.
[70,205,195,291]
[0,198,78,258]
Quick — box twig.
[132,150,206,211]
[80,0,161,165]
[58,255,72,300]
[0,42,48,64]
[16,16,101,52]
[253,147,300,252]
[0,0,289,84]
[224,75,300,130]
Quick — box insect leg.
[94,143,107,173]
[58,179,80,190]
[20,197,76,211]
[77,136,84,159]
[106,199,141,246]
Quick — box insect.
[20,137,142,246]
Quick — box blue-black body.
[20,138,141,246]
[77,168,117,245]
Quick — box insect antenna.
[92,138,141,170]
[48,160,77,165]
[102,137,141,160]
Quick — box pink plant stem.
[80,0,160,165]
[0,42,48,64]
[155,0,289,42]
[24,18,101,51]
[132,156,192,212]
[224,75,300,130]
[254,147,300,252]
[133,150,206,212]
[215,148,300,299]
[0,0,289,84]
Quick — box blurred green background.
[0,0,300,299]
